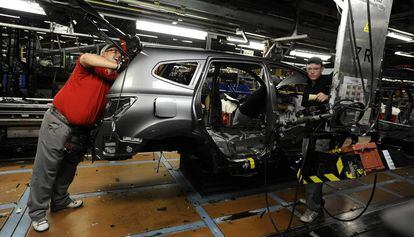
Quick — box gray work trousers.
[302,138,329,212]
[305,183,323,211]
[28,108,83,221]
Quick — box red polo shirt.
[53,59,118,127]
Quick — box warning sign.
[364,22,370,32]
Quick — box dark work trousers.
[302,137,330,212]
[27,108,83,221]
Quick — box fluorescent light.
[0,0,46,15]
[387,28,414,42]
[238,41,265,51]
[281,61,307,67]
[227,36,247,43]
[227,30,248,44]
[289,49,331,61]
[51,39,66,44]
[181,40,193,43]
[395,51,414,58]
[387,32,413,42]
[75,42,89,46]
[61,35,78,39]
[0,13,20,19]
[389,27,414,36]
[136,33,158,39]
[136,19,207,40]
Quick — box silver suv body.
[94,45,308,175]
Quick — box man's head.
[306,57,324,81]
[100,44,121,63]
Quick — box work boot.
[32,218,49,232]
[51,199,83,212]
[300,209,321,223]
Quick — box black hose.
[284,156,306,231]
[323,174,377,222]
[264,145,281,235]
[347,0,367,104]
[109,64,129,140]
[85,10,133,140]
[283,118,327,234]
[366,0,375,107]
[284,130,326,234]
[362,0,383,136]
[85,14,131,60]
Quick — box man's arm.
[315,75,332,102]
[79,53,118,70]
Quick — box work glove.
[116,57,127,73]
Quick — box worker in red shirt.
[28,44,125,232]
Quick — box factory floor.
[1,152,414,237]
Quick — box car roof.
[141,44,303,71]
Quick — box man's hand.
[116,57,127,73]
[316,92,329,102]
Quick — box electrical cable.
[362,0,383,136]
[83,8,136,140]
[283,116,377,231]
[86,16,130,60]
[156,151,163,173]
[284,151,306,232]
[366,0,375,107]
[263,141,281,235]
[347,0,367,105]
[77,13,135,156]
[284,119,325,233]
[109,65,129,140]
[323,173,377,222]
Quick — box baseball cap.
[306,57,323,66]
[100,44,117,55]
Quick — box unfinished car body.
[93,46,308,175]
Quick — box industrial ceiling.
[0,0,413,71]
